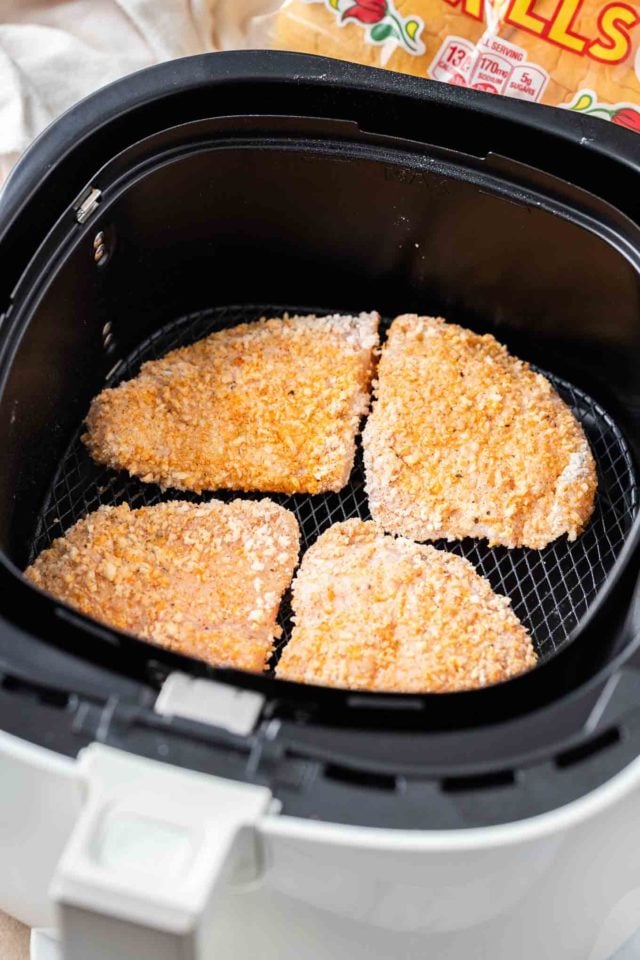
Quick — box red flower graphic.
[611,107,640,132]
[342,0,387,23]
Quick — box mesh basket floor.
[30,304,638,667]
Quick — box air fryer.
[0,51,640,960]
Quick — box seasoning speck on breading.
[363,315,597,549]
[276,520,536,692]
[84,312,380,495]
[25,499,300,672]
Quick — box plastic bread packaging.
[267,0,640,131]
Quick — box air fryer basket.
[29,303,637,669]
[1,52,640,827]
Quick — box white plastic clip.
[51,744,273,960]
[155,672,264,736]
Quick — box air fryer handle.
[50,744,272,960]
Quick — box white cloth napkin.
[0,0,219,185]
[0,0,285,186]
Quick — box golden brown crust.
[83,312,380,495]
[363,315,597,549]
[25,499,300,672]
[276,519,537,692]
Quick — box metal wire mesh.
[30,304,638,665]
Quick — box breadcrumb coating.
[363,315,597,549]
[84,312,380,495]
[25,500,299,672]
[276,520,537,692]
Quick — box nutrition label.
[428,33,549,102]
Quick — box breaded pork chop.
[363,315,597,549]
[276,520,536,692]
[25,499,299,672]
[84,312,380,495]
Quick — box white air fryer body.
[3,729,640,960]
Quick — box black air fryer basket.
[1,51,640,830]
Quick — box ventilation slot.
[1,674,70,709]
[325,763,396,792]
[441,769,515,793]
[555,727,621,769]
[347,694,424,711]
